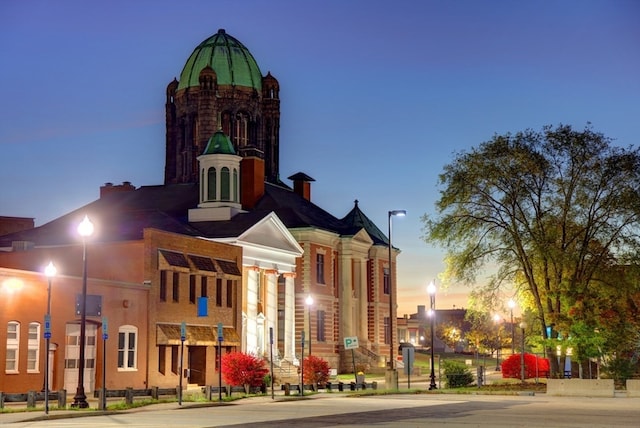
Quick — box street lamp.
[508,299,516,355]
[305,294,313,357]
[44,261,56,415]
[427,280,437,390]
[493,314,501,371]
[387,209,406,371]
[71,215,94,408]
[519,321,527,383]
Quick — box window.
[384,317,390,345]
[207,167,216,200]
[316,253,325,284]
[317,310,326,342]
[171,346,179,375]
[117,325,138,370]
[226,280,233,308]
[189,275,196,304]
[221,167,230,201]
[172,272,180,302]
[216,278,223,307]
[6,321,19,373]
[383,268,390,295]
[160,271,167,302]
[27,322,40,372]
[158,345,166,375]
[201,276,208,297]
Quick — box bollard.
[0,391,5,409]
[284,383,291,396]
[372,381,378,390]
[58,389,67,408]
[125,387,134,405]
[326,382,332,392]
[338,382,344,392]
[27,391,36,408]
[350,382,355,391]
[151,386,159,400]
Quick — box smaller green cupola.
[203,129,236,155]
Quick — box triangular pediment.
[237,212,303,256]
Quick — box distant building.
[398,305,469,352]
[0,29,402,394]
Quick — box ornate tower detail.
[165,29,281,186]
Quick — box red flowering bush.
[221,352,269,393]
[302,355,330,387]
[501,353,549,379]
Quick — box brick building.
[0,29,402,393]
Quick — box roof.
[178,29,263,91]
[0,182,391,251]
[202,130,236,155]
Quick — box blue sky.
[1,0,639,316]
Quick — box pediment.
[237,212,303,256]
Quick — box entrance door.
[64,323,97,394]
[188,346,207,386]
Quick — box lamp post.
[305,294,313,357]
[427,280,437,390]
[508,299,516,355]
[493,314,501,371]
[387,209,406,371]
[72,215,94,408]
[44,261,56,415]
[519,321,527,383]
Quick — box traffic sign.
[217,322,223,342]
[344,336,359,350]
[181,322,187,342]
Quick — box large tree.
[422,124,640,376]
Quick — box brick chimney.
[288,172,315,201]
[100,181,136,198]
[241,157,265,209]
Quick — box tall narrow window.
[383,268,390,295]
[158,345,166,375]
[207,167,216,200]
[317,310,326,342]
[201,276,208,297]
[189,275,196,304]
[233,168,239,202]
[316,253,325,284]
[6,321,20,373]
[172,272,180,302]
[160,271,167,302]
[27,322,40,372]
[226,280,233,307]
[171,346,179,374]
[216,278,223,307]
[221,167,230,201]
[117,325,138,370]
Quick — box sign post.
[101,317,109,409]
[217,322,223,401]
[179,322,186,405]
[402,345,415,389]
[344,337,359,386]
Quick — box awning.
[159,250,190,268]
[156,323,240,346]
[215,259,241,275]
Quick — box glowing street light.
[71,215,94,408]
[387,209,406,373]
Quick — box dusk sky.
[1,0,638,317]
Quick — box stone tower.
[165,29,281,185]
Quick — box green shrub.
[442,359,474,388]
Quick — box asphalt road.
[4,393,639,428]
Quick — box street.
[3,393,640,427]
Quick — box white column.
[284,274,295,361]
[266,272,278,359]
[246,270,258,355]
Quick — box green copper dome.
[178,29,262,91]
[202,130,236,155]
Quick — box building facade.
[0,29,402,393]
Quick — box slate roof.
[0,181,389,249]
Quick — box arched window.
[207,167,216,200]
[221,167,231,201]
[6,321,20,373]
[118,325,138,371]
[234,113,249,147]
